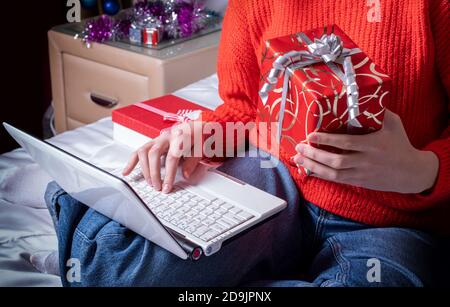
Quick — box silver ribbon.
[259,32,363,143]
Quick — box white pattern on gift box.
[268,56,390,149]
[163,109,202,122]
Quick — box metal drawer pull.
[90,93,119,108]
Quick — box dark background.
[0,0,135,154]
[1,1,68,154]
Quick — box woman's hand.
[292,110,439,194]
[122,121,203,194]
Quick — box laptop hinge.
[168,229,203,261]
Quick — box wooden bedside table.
[48,22,220,133]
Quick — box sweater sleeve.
[415,0,450,205]
[201,0,260,154]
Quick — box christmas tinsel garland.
[75,0,220,48]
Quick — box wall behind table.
[1,0,67,154]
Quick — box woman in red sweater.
[39,0,449,286]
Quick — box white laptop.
[3,123,286,261]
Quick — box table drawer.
[63,53,150,124]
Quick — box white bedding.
[0,74,222,287]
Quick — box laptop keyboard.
[114,168,255,242]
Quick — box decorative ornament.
[129,22,143,44]
[103,0,121,16]
[129,21,163,46]
[142,25,163,45]
[76,0,221,47]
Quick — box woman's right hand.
[122,121,204,194]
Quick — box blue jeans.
[45,150,440,287]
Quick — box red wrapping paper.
[112,95,208,139]
[256,25,392,159]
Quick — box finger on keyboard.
[163,153,181,194]
[123,152,139,176]
[137,150,151,185]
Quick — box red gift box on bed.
[256,25,391,163]
[112,95,208,149]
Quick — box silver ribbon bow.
[259,32,363,143]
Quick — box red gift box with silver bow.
[256,25,391,163]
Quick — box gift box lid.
[112,95,209,139]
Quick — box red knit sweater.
[202,0,450,234]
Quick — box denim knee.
[44,181,64,208]
[217,149,300,207]
[74,209,132,242]
[44,181,66,229]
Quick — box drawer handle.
[90,93,119,108]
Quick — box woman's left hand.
[292,110,440,194]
